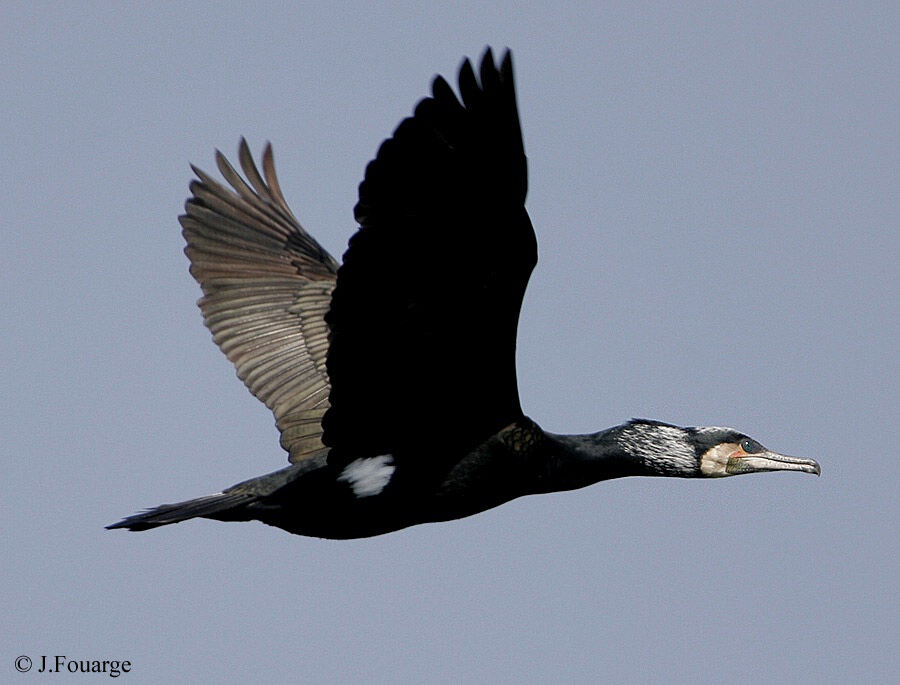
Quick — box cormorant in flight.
[109,49,819,539]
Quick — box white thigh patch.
[337,455,395,497]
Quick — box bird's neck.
[534,422,697,493]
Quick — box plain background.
[3,2,897,683]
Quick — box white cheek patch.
[700,444,734,477]
[338,455,395,497]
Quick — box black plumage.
[109,49,818,540]
[324,51,533,485]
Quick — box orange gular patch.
[699,442,741,477]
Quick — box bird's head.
[617,419,820,478]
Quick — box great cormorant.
[108,49,819,539]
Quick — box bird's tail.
[106,491,255,531]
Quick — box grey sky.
[3,2,897,683]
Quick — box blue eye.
[741,439,763,454]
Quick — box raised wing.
[323,49,537,476]
[180,139,338,463]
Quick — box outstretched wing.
[323,48,537,475]
[180,139,338,464]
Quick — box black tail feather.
[106,491,255,531]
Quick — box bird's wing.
[323,48,537,477]
[180,139,338,464]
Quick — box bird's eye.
[741,439,763,454]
